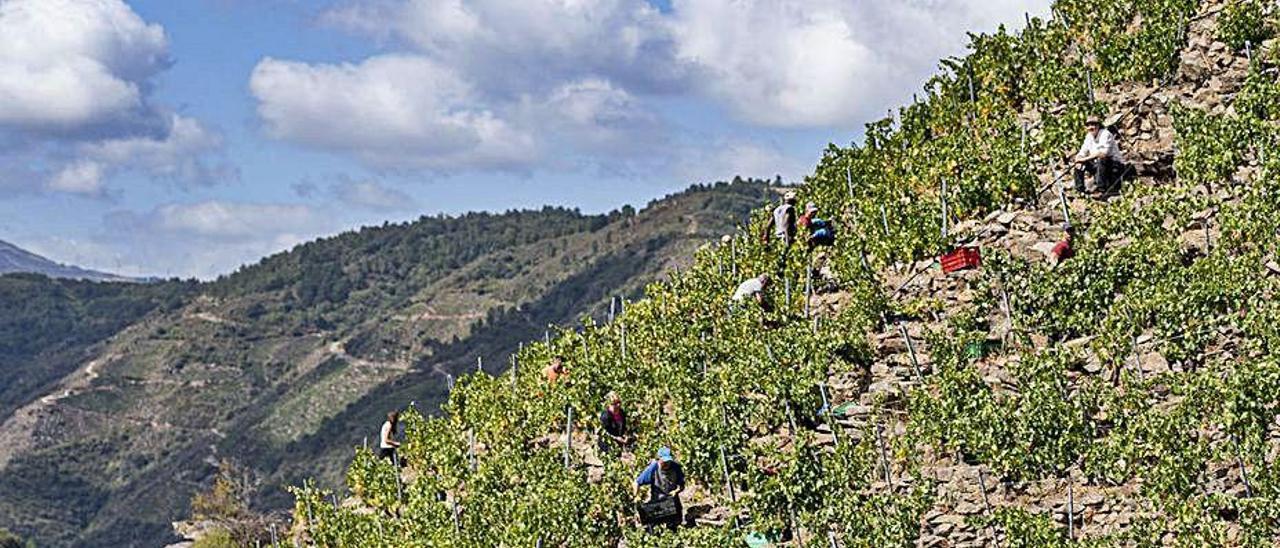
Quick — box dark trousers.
[1074,157,1125,193]
[379,447,398,464]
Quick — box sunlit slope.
[293,0,1280,546]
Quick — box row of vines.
[290,0,1280,545]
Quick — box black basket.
[638,497,679,524]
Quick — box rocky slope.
[283,0,1280,545]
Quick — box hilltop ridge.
[0,240,135,282]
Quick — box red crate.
[941,246,982,273]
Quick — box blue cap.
[657,446,673,462]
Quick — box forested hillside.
[0,181,771,547]
[289,0,1280,546]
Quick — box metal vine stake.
[875,419,892,486]
[563,405,573,469]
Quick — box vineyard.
[287,0,1280,545]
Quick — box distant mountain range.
[0,240,135,282]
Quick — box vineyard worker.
[379,411,401,461]
[634,446,686,531]
[799,202,836,248]
[732,273,772,312]
[1051,224,1075,265]
[543,355,568,385]
[773,191,798,245]
[598,391,632,452]
[1072,115,1126,194]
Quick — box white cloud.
[151,201,319,240]
[676,140,811,186]
[47,160,105,196]
[73,114,234,187]
[541,78,662,155]
[321,0,689,95]
[0,0,232,198]
[0,0,168,131]
[667,0,1051,127]
[250,54,537,172]
[331,178,419,212]
[257,0,1047,176]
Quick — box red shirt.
[1052,239,1073,261]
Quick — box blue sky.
[0,0,1048,279]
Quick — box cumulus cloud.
[0,0,168,131]
[0,0,232,197]
[321,0,690,96]
[540,78,663,156]
[255,0,1046,174]
[667,0,1050,127]
[251,54,537,172]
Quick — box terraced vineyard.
[289,0,1280,545]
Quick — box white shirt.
[772,203,794,239]
[1077,128,1124,162]
[380,421,396,449]
[732,278,765,301]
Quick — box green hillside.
[287,0,1280,546]
[0,181,772,547]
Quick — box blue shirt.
[636,461,685,498]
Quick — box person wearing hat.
[799,202,836,248]
[598,391,632,452]
[634,446,686,530]
[1072,115,1125,194]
